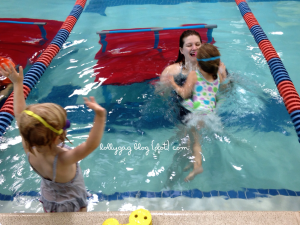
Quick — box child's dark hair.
[174,30,202,66]
[197,43,220,80]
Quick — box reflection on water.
[0,71,296,201]
[217,72,292,135]
[152,71,296,191]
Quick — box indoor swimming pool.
[0,0,300,212]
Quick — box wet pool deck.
[0,211,300,225]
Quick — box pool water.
[1,0,300,212]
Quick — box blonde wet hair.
[19,103,67,154]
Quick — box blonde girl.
[0,63,106,212]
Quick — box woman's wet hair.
[19,103,67,154]
[197,43,220,80]
[174,30,202,66]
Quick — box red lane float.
[236,0,300,142]
[0,0,87,137]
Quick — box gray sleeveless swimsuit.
[173,65,188,101]
[172,65,191,122]
[27,145,88,212]
[174,65,188,88]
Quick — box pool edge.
[0,211,299,224]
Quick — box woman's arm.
[168,71,197,99]
[160,64,181,82]
[155,64,181,96]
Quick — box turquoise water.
[1,0,300,211]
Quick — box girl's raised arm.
[218,62,227,83]
[59,97,106,165]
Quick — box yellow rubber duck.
[102,209,152,225]
[128,208,152,225]
[102,218,120,225]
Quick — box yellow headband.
[23,110,63,135]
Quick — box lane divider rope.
[235,0,300,142]
[0,0,87,137]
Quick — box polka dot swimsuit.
[182,70,220,114]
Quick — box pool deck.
[0,211,300,225]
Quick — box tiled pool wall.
[1,188,300,202]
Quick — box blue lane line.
[38,25,48,41]
[207,28,213,43]
[0,21,45,25]
[162,25,207,30]
[2,188,299,201]
[154,31,160,49]
[107,28,153,33]
[100,33,108,53]
[98,25,214,34]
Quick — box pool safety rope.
[0,0,87,137]
[235,0,300,142]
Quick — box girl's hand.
[218,62,227,81]
[83,97,106,117]
[0,63,23,84]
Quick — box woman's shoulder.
[161,63,182,77]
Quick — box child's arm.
[218,62,227,83]
[0,63,25,127]
[166,71,197,99]
[59,97,106,164]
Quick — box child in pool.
[0,63,106,212]
[162,43,226,181]
[157,30,227,123]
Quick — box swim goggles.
[23,110,70,135]
[197,56,220,62]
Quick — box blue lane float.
[235,0,300,142]
[0,0,87,138]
